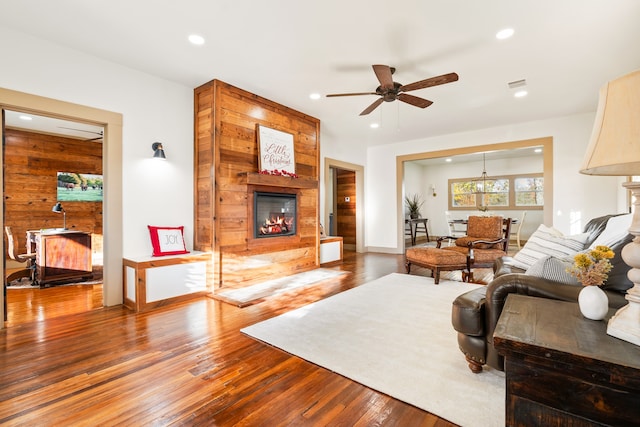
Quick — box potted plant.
[404,193,424,219]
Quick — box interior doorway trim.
[395,137,554,251]
[0,88,123,326]
[323,157,365,253]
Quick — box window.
[449,173,543,210]
[515,177,544,206]
[451,181,476,208]
[478,178,509,208]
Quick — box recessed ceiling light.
[370,123,379,129]
[309,93,321,100]
[188,34,205,45]
[534,148,542,153]
[19,115,32,121]
[446,158,452,162]
[496,28,514,40]
[514,90,528,98]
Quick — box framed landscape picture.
[57,172,103,202]
[257,125,295,174]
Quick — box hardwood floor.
[1,252,457,426]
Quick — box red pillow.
[148,225,189,256]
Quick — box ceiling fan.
[326,65,459,116]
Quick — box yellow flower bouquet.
[568,245,614,287]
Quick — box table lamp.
[581,69,640,346]
[52,202,67,230]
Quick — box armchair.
[406,216,511,284]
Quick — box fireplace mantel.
[238,172,318,189]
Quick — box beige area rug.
[211,268,349,307]
[242,273,505,427]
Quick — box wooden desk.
[27,229,93,286]
[494,294,640,426]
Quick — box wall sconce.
[152,142,166,159]
[431,185,437,197]
[51,202,67,229]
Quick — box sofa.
[451,213,634,373]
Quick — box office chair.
[5,226,37,285]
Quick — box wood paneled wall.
[3,129,103,256]
[194,80,320,288]
[336,169,356,248]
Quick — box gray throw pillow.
[524,255,581,286]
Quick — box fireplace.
[254,191,297,238]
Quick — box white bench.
[320,236,343,265]
[122,251,211,312]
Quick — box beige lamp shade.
[581,69,640,176]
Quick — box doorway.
[324,158,365,253]
[2,111,105,325]
[396,137,554,251]
[0,88,123,328]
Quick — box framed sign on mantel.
[257,124,295,174]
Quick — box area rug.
[212,268,348,307]
[242,273,505,426]
[7,276,103,289]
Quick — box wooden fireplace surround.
[194,80,321,289]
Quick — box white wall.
[0,27,194,257]
[403,162,425,218]
[319,124,367,224]
[2,27,623,259]
[364,113,621,253]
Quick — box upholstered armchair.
[406,216,511,284]
[439,215,511,274]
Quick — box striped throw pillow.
[524,255,580,286]
[509,224,589,270]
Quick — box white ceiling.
[1,0,640,147]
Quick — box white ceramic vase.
[578,286,609,321]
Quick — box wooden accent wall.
[3,129,103,255]
[336,169,356,248]
[194,80,320,288]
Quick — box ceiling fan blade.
[398,93,433,109]
[326,92,378,97]
[359,98,384,116]
[399,72,459,92]
[372,64,394,90]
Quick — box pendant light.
[474,153,490,212]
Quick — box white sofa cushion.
[589,213,632,249]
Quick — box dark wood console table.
[494,294,640,426]
[27,229,93,286]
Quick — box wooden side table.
[494,294,640,426]
[406,218,429,245]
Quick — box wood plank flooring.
[1,252,458,426]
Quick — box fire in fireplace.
[254,192,297,238]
